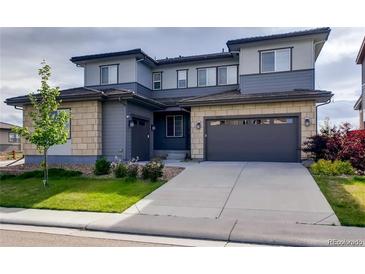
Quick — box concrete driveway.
[126,162,339,225]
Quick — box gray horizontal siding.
[25,155,99,165]
[102,101,127,159]
[152,84,239,99]
[240,69,314,93]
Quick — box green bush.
[0,173,16,180]
[114,163,128,178]
[94,157,111,175]
[310,159,355,176]
[17,168,82,179]
[127,163,139,178]
[141,159,164,181]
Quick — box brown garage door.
[206,116,299,162]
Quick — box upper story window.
[100,64,118,85]
[197,67,216,87]
[177,70,188,88]
[153,72,162,90]
[218,65,238,85]
[8,132,20,143]
[260,48,291,73]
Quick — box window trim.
[8,132,20,143]
[176,69,188,89]
[217,65,239,86]
[152,71,163,90]
[99,64,119,85]
[165,115,184,138]
[197,66,218,87]
[259,47,293,74]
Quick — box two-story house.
[5,28,333,164]
[354,37,365,129]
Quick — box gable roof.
[356,37,365,64]
[226,27,331,50]
[354,95,363,110]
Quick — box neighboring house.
[354,37,365,129]
[5,28,333,164]
[0,122,21,153]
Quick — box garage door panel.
[206,117,299,162]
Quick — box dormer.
[227,28,331,93]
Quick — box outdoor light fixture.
[129,120,135,128]
[151,125,156,131]
[196,122,201,129]
[304,117,311,127]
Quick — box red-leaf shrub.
[303,123,365,172]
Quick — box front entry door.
[131,118,150,161]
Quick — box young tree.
[13,62,69,186]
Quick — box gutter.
[315,99,331,133]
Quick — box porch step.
[166,151,186,160]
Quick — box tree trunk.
[43,148,49,187]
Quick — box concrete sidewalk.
[1,207,364,246]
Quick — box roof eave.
[356,38,365,64]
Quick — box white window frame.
[8,132,20,143]
[260,48,291,73]
[153,72,162,90]
[217,65,238,85]
[197,67,216,87]
[177,69,188,89]
[166,115,183,138]
[100,64,118,85]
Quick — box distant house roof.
[356,37,365,64]
[179,89,333,106]
[354,95,363,110]
[226,27,331,50]
[4,87,165,110]
[0,121,19,130]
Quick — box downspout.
[315,99,331,133]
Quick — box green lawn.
[0,176,163,213]
[314,175,365,227]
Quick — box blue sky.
[0,27,364,128]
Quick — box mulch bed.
[0,163,184,182]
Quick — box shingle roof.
[156,52,236,65]
[179,89,333,106]
[226,28,331,49]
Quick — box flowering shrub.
[141,159,164,181]
[114,163,128,178]
[310,159,355,176]
[303,122,365,172]
[127,163,139,178]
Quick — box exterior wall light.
[304,117,311,127]
[151,125,156,131]
[196,122,201,129]
[129,120,135,128]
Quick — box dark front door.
[131,118,150,161]
[206,116,299,162]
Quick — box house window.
[153,72,162,90]
[166,115,183,137]
[8,132,20,143]
[218,66,238,85]
[100,65,118,85]
[52,109,71,139]
[177,70,188,88]
[261,48,291,73]
[197,68,216,87]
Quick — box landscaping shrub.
[310,159,355,176]
[303,122,365,172]
[94,157,111,175]
[126,163,139,178]
[141,159,164,181]
[17,168,82,179]
[113,163,128,178]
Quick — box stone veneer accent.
[23,100,102,156]
[190,100,316,160]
